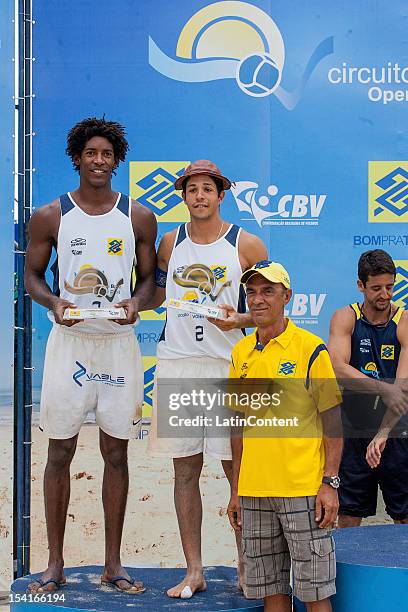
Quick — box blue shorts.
[339,437,408,521]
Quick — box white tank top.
[157,223,245,360]
[49,192,136,334]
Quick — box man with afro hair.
[25,117,157,594]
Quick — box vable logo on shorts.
[277,359,297,376]
[73,361,125,387]
[107,238,124,255]
[381,345,394,360]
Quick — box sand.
[1,422,392,599]
[28,425,392,574]
[29,424,240,574]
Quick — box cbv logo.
[231,182,326,227]
[284,294,326,323]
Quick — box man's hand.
[207,304,242,331]
[315,484,339,529]
[227,492,241,532]
[381,382,408,418]
[366,433,388,468]
[51,298,80,327]
[114,297,139,325]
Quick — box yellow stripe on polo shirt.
[229,319,341,497]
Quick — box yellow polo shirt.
[229,319,341,497]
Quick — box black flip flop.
[101,576,146,594]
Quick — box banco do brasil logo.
[130,161,189,222]
[142,357,157,419]
[368,162,408,223]
[277,360,297,376]
[392,261,408,310]
[149,1,333,108]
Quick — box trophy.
[167,298,227,320]
[63,307,127,320]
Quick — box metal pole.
[22,0,33,576]
[14,0,26,579]
[14,0,33,578]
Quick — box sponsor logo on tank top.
[360,338,371,353]
[360,361,379,379]
[107,237,124,256]
[381,344,395,360]
[71,238,86,247]
[70,237,87,255]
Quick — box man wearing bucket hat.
[145,160,267,598]
[228,260,343,611]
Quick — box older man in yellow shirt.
[227,261,343,612]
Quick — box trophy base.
[63,307,126,320]
[167,299,227,319]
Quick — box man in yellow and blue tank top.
[329,249,408,528]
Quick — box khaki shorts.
[40,325,143,440]
[241,495,336,603]
[147,357,232,460]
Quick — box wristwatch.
[322,476,340,489]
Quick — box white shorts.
[40,324,143,440]
[147,357,232,460]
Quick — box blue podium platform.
[294,525,408,612]
[11,566,263,612]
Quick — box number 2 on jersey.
[195,325,204,341]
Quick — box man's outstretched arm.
[208,230,268,331]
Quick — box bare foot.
[27,566,66,593]
[167,572,207,598]
[101,565,144,594]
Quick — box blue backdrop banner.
[32,0,408,416]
